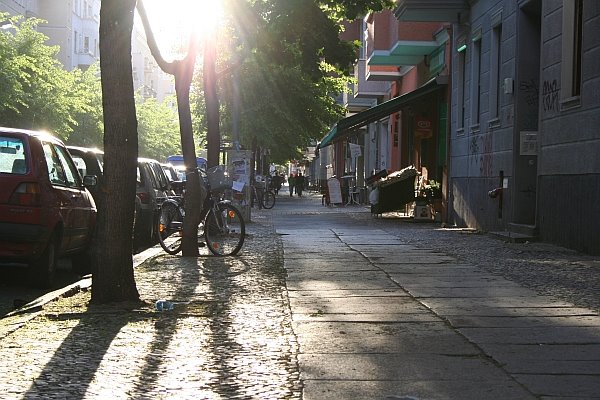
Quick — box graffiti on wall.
[519,79,540,130]
[519,79,539,107]
[542,79,560,112]
[469,134,493,177]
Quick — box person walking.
[296,172,305,197]
[288,173,295,197]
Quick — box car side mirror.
[83,175,98,187]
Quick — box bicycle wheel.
[262,190,276,209]
[204,203,245,256]
[157,202,183,255]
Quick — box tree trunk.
[92,0,139,304]
[136,1,205,257]
[174,61,205,257]
[204,35,220,168]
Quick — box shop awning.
[317,76,446,149]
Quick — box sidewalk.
[0,191,598,399]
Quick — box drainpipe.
[443,23,454,224]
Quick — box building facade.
[318,0,599,254]
[1,0,174,103]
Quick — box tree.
[66,63,104,147]
[0,13,87,139]
[191,0,391,164]
[137,0,206,257]
[136,96,181,160]
[92,0,140,304]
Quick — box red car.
[0,127,97,287]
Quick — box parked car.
[67,146,104,202]
[161,163,185,195]
[67,148,171,249]
[136,158,172,246]
[0,128,97,287]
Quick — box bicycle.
[251,176,276,209]
[156,165,245,256]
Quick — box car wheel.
[29,234,58,289]
[72,248,93,276]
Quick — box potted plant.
[421,180,441,202]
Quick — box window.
[470,34,482,126]
[74,31,78,53]
[84,36,89,54]
[43,143,66,186]
[457,42,466,130]
[561,0,583,101]
[490,23,502,121]
[54,146,80,186]
[0,137,26,174]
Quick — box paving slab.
[293,321,478,354]
[354,248,448,258]
[286,270,395,292]
[385,266,488,277]
[283,252,363,260]
[369,254,457,264]
[403,286,540,298]
[479,343,600,361]
[289,296,428,315]
[337,238,407,245]
[457,326,600,344]
[446,314,600,328]
[396,278,523,289]
[287,288,408,298]
[421,296,574,310]
[292,312,440,323]
[512,374,600,398]
[302,379,535,400]
[287,278,400,292]
[423,305,598,317]
[298,353,522,381]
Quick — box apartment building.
[317,0,599,255]
[1,0,174,102]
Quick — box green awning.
[317,77,445,149]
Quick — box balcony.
[368,40,439,67]
[367,64,412,81]
[394,0,468,22]
[368,27,449,76]
[343,90,377,114]
[353,59,390,99]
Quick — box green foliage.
[0,13,107,144]
[0,13,75,138]
[136,96,181,161]
[66,63,104,147]
[191,0,390,163]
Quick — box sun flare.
[141,0,225,49]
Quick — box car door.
[149,162,171,202]
[41,142,94,251]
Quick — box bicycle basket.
[207,165,231,191]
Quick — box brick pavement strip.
[0,216,302,399]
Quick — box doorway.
[513,0,541,225]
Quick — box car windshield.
[0,136,27,175]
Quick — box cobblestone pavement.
[0,216,301,399]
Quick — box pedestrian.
[273,172,282,195]
[288,173,295,197]
[296,172,305,196]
